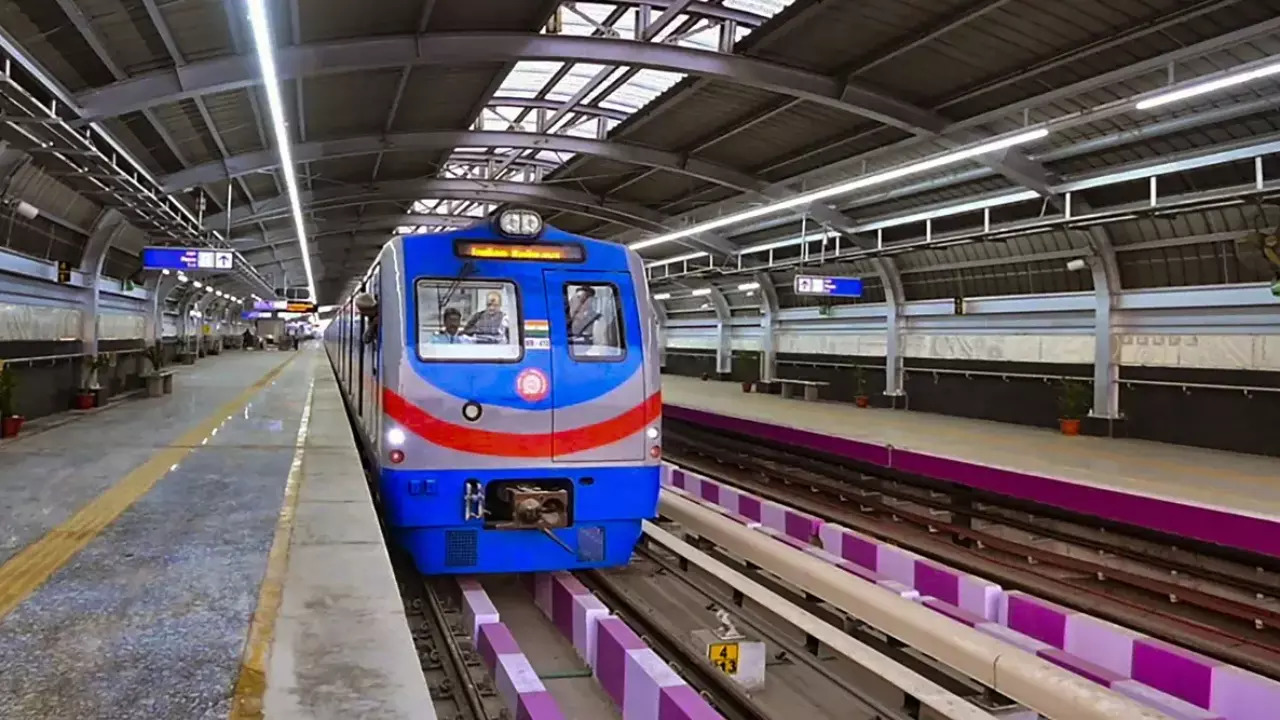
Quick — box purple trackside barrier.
[477,622,566,720]
[1132,637,1222,710]
[593,617,723,720]
[875,543,922,587]
[1063,611,1138,678]
[999,591,1071,649]
[818,523,878,570]
[756,525,812,552]
[663,404,1280,560]
[539,572,610,665]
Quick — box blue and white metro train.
[323,209,662,575]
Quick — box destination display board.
[142,246,234,271]
[455,240,584,262]
[793,274,863,298]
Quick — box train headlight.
[387,427,406,446]
[498,208,543,237]
[646,427,659,440]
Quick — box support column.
[147,274,181,343]
[755,272,778,383]
[1085,231,1122,420]
[874,258,906,403]
[707,286,732,377]
[78,209,128,357]
[194,293,217,356]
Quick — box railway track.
[396,559,508,720]
[666,424,1280,679]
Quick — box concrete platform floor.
[0,348,430,719]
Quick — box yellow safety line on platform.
[229,377,315,720]
[0,354,299,621]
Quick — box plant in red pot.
[853,365,870,408]
[1056,378,1091,436]
[0,363,23,439]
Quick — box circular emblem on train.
[515,368,549,402]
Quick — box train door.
[369,262,383,452]
[543,269,647,462]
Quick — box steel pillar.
[147,274,181,342]
[78,209,128,356]
[1085,234,1122,419]
[754,272,778,382]
[706,286,732,375]
[875,258,905,397]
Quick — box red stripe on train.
[383,387,661,457]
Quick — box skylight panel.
[598,68,685,113]
[545,63,610,102]
[498,61,563,98]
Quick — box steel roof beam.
[200,178,739,256]
[486,96,629,121]
[231,214,478,248]
[160,130,766,194]
[74,34,951,135]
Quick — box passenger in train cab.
[431,307,474,344]
[462,291,510,343]
[568,285,599,343]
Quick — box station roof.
[0,0,1277,305]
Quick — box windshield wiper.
[438,260,476,318]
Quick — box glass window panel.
[416,279,522,361]
[565,282,625,360]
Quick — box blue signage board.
[793,274,863,298]
[142,246,234,271]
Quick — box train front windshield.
[415,279,522,360]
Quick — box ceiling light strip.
[628,128,1050,252]
[1136,57,1280,110]
[246,0,316,301]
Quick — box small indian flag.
[524,319,550,338]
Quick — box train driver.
[462,291,510,343]
[568,285,600,344]
[431,307,474,344]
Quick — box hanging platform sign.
[142,246,234,271]
[793,274,863,298]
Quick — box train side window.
[564,283,625,361]
[415,279,523,362]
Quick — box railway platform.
[0,348,430,719]
[662,375,1280,560]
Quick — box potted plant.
[853,365,870,407]
[76,354,111,409]
[1057,379,1091,436]
[0,363,23,438]
[144,343,166,398]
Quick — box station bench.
[777,378,829,401]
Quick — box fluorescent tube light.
[629,128,1050,252]
[737,282,760,291]
[246,0,316,302]
[645,250,708,268]
[652,292,672,300]
[1136,59,1280,110]
[690,288,712,296]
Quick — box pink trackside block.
[570,592,610,666]
[1209,664,1280,720]
[458,578,501,638]
[623,648,686,719]
[594,617,647,707]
